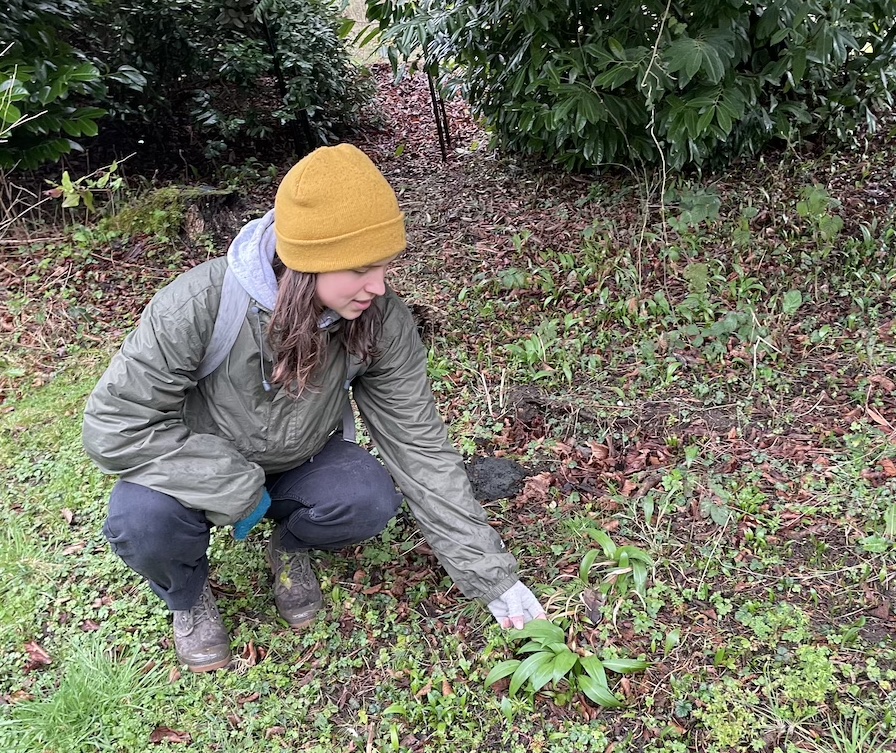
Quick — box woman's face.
[314,255,398,320]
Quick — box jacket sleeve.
[352,294,519,604]
[82,271,265,527]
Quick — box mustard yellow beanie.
[274,144,406,272]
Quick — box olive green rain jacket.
[82,218,519,604]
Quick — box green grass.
[0,635,170,753]
[2,140,896,751]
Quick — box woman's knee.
[306,472,401,536]
[282,466,402,547]
[268,439,403,547]
[342,483,403,539]
[104,480,209,563]
[340,451,401,515]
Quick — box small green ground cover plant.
[485,620,648,709]
[1,82,895,752]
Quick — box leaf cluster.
[484,620,648,708]
[0,0,116,169]
[579,528,654,601]
[45,161,124,212]
[364,0,896,170]
[85,0,368,157]
[2,0,368,171]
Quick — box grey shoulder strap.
[195,267,251,381]
[195,268,363,445]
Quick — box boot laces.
[193,585,221,624]
[281,550,314,589]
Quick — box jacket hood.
[226,209,279,311]
[226,210,343,331]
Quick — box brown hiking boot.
[266,525,323,627]
[172,581,231,672]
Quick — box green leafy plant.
[84,0,368,161]
[667,185,722,233]
[821,715,889,753]
[485,620,648,708]
[693,677,763,752]
[365,0,896,170]
[1,0,107,169]
[795,185,846,275]
[579,528,654,603]
[2,0,367,170]
[382,682,475,743]
[505,316,596,384]
[0,45,31,143]
[44,160,125,213]
[538,528,656,631]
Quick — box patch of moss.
[102,185,231,241]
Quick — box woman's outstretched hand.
[487,581,546,629]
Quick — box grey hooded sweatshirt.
[82,212,519,603]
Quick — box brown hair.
[267,261,383,396]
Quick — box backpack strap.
[195,267,251,381]
[196,265,363,445]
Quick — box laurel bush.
[366,0,896,170]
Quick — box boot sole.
[282,604,323,629]
[181,654,232,673]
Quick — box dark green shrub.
[1,0,108,169]
[366,0,896,170]
[85,0,367,160]
[2,0,366,171]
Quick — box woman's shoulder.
[378,286,416,332]
[147,257,228,314]
[372,288,427,365]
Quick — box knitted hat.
[274,144,406,272]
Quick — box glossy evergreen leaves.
[365,0,896,170]
[484,620,648,708]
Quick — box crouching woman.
[82,144,544,672]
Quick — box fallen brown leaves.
[149,726,191,744]
[24,641,52,672]
[240,640,266,667]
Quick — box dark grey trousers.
[103,435,403,610]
